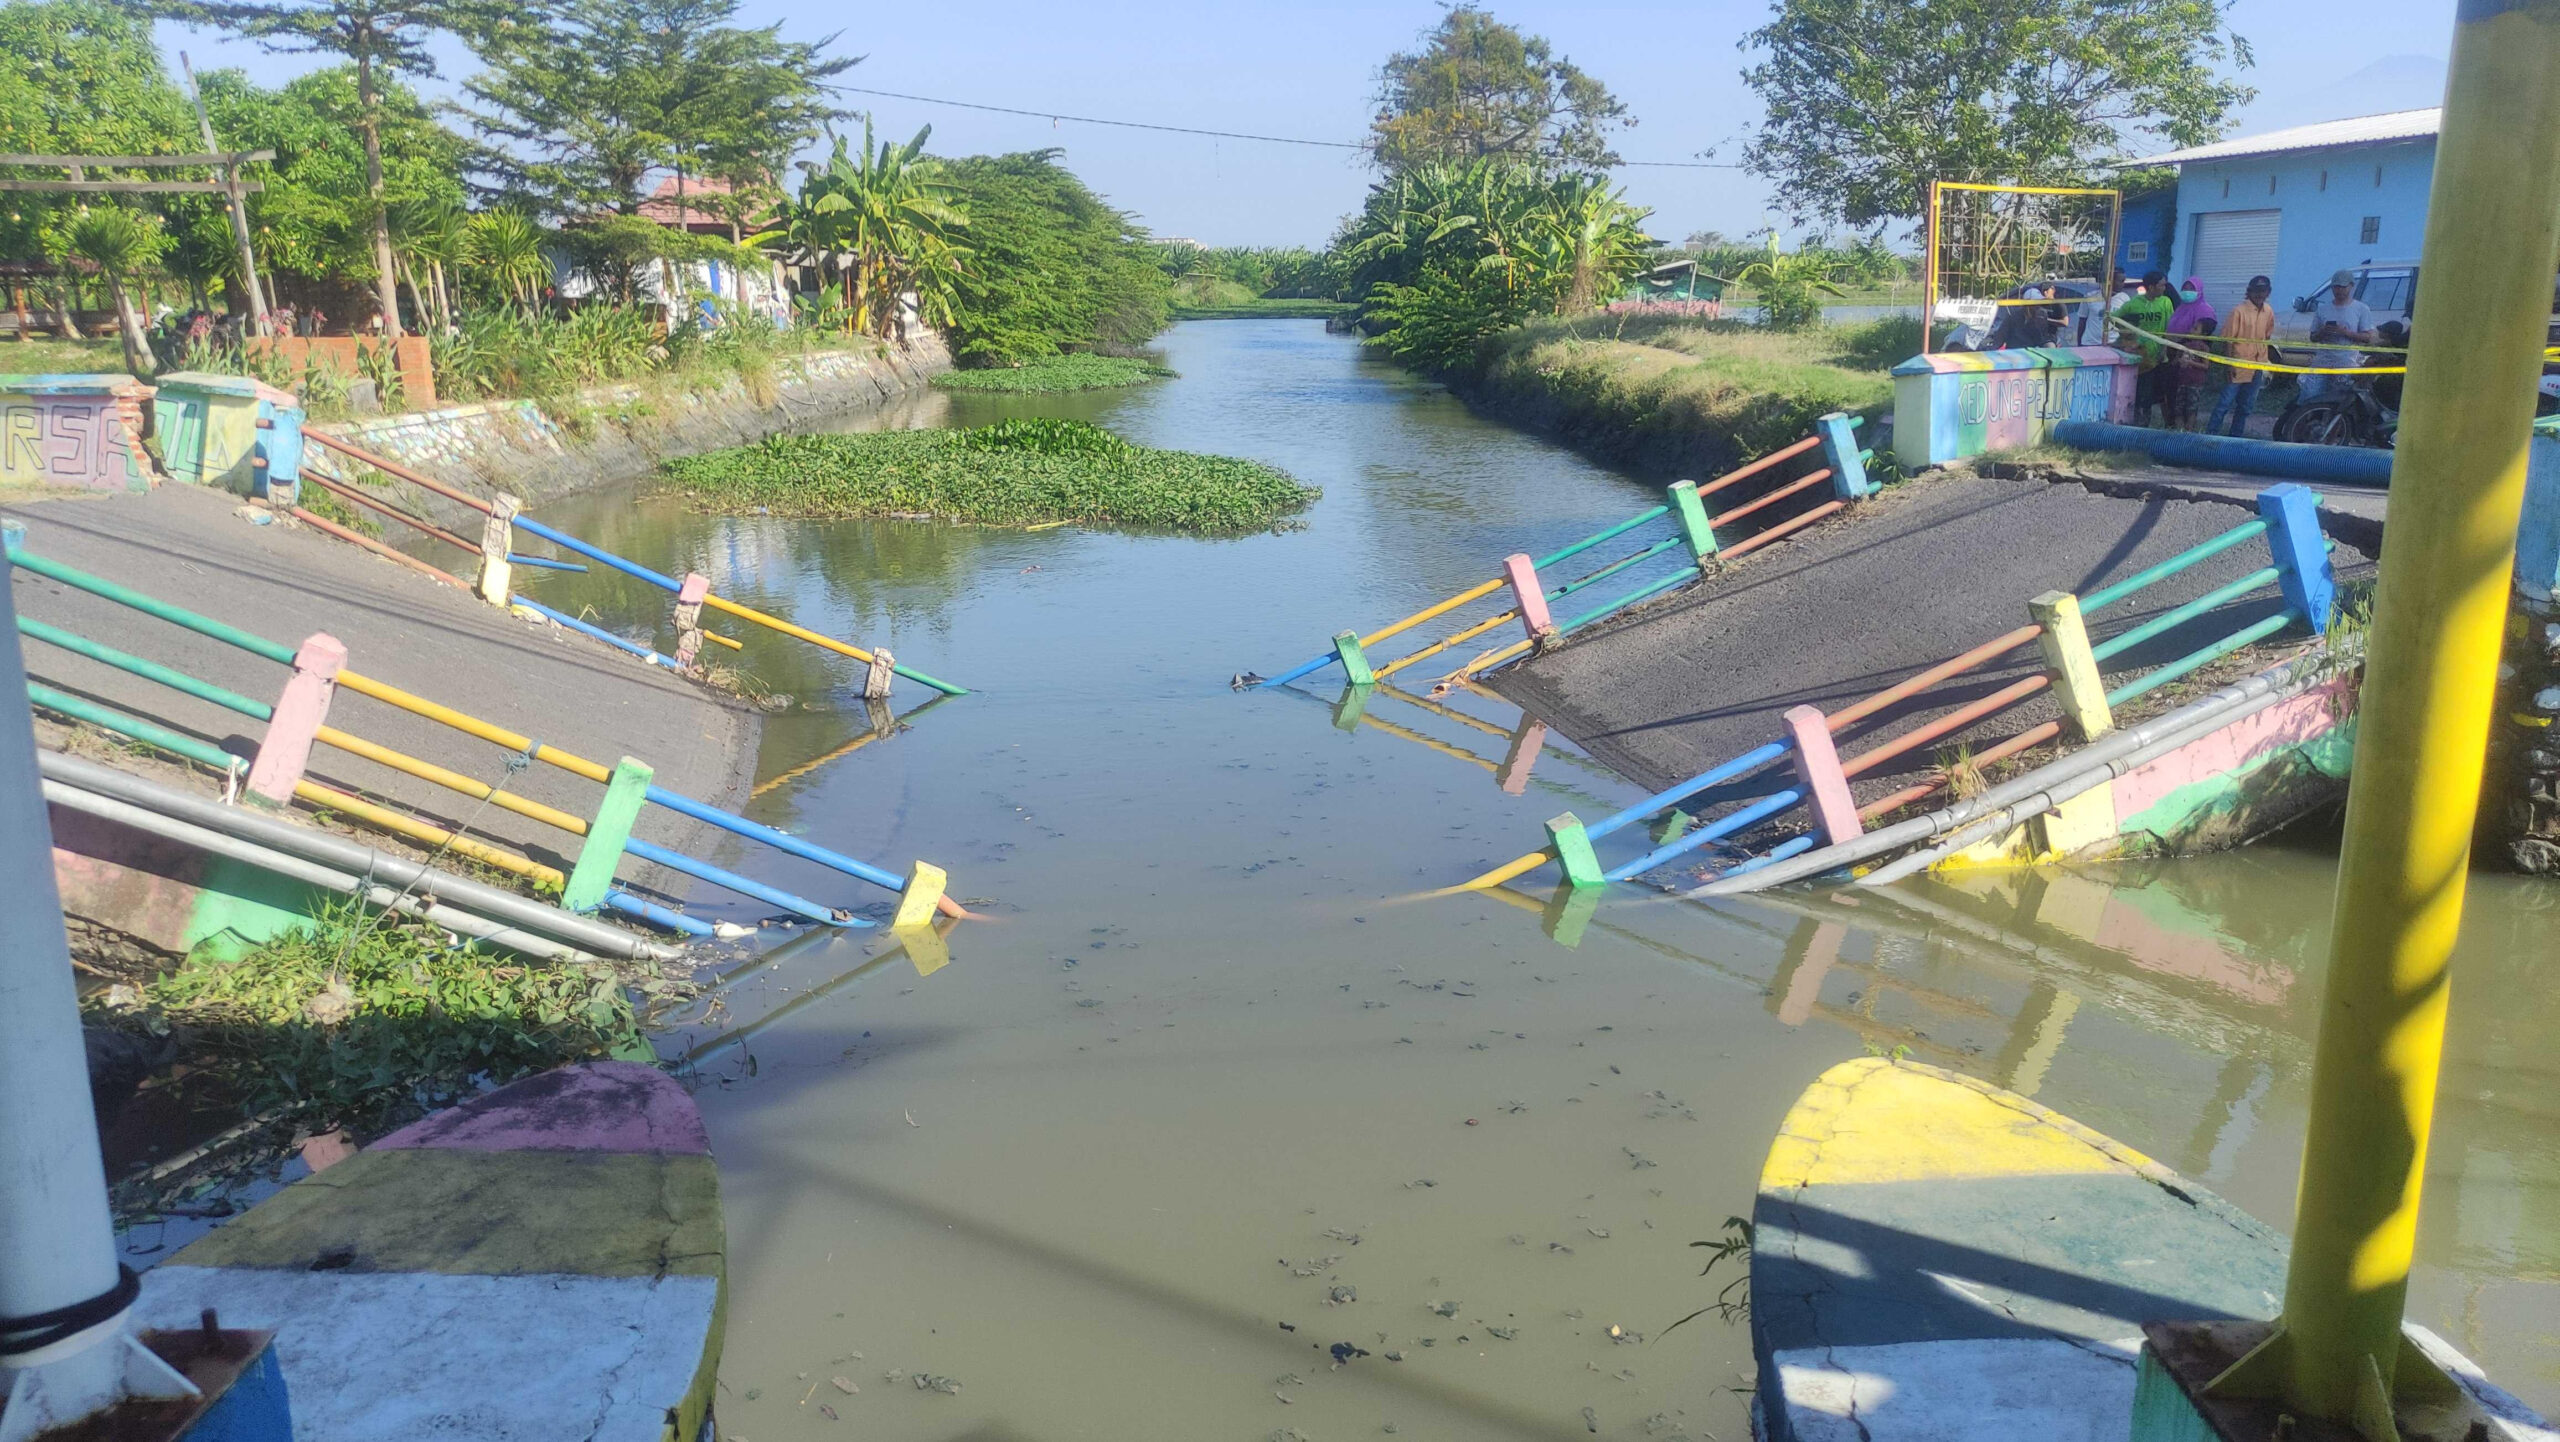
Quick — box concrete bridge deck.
[1489,471,2379,801]
[5,483,759,894]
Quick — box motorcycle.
[2272,320,2407,449]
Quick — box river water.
[522,320,2558,1438]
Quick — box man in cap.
[2301,268,2377,403]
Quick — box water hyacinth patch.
[658,420,1318,532]
[930,354,1174,393]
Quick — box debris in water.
[1276,1391,1293,1404]
[1624,1147,1657,1169]
[1276,1373,1305,1387]
[1330,1342,1370,1365]
[818,1404,838,1421]
[1488,1326,1518,1340]
[1501,1100,1528,1114]
[1549,1242,1575,1255]
[1405,1179,1436,1189]
[830,1377,857,1394]
[1465,1117,1479,1125]
[1588,1227,1611,1239]
[1584,1406,1602,1432]
[1230,673,1265,690]
[1429,1300,1460,1317]
[1328,1285,1358,1306]
[1322,1228,1362,1244]
[911,1373,962,1395]
[1279,1321,1297,1332]
[1384,1350,1404,1362]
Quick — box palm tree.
[60,206,169,377]
[1532,173,1652,313]
[463,210,550,313]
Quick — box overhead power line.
[828,86,1743,169]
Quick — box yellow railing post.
[2203,2,2560,1432]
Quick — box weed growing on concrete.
[660,420,1318,532]
[930,354,1172,393]
[101,900,662,1134]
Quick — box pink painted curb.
[1784,704,1864,846]
[373,1061,709,1155]
[246,632,345,807]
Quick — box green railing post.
[564,756,653,913]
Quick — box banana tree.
[757,118,968,340]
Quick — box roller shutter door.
[2189,209,2281,306]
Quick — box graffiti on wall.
[0,393,152,492]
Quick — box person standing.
[2166,278,2218,429]
[2300,269,2376,403]
[2115,271,2176,424]
[2208,275,2278,436]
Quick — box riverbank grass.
[97,901,660,1135]
[660,418,1318,532]
[1471,312,1903,463]
[932,353,1171,393]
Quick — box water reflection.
[1462,847,2556,1401]
[480,321,2548,1432]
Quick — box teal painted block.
[565,757,654,913]
[1669,480,1719,560]
[1333,630,1376,685]
[1546,812,1605,889]
[2128,1344,2221,1442]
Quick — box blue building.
[2135,108,2438,312]
[2115,185,2178,278]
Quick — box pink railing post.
[1503,554,1554,644]
[1783,704,1863,845]
[246,632,346,807]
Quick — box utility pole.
[0,578,199,1440]
[2197,0,2560,1434]
[180,52,272,338]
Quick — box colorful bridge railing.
[298,428,967,698]
[5,533,962,938]
[1458,483,2339,892]
[1257,414,1873,690]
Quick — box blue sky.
[154,0,2458,249]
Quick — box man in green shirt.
[2114,270,2176,425]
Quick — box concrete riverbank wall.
[308,332,951,521]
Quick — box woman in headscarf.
[2166,277,2218,429]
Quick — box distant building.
[2133,108,2438,310]
[1620,258,1726,306]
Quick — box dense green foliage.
[1743,0,2254,228]
[110,902,656,1132]
[929,353,1170,393]
[936,150,1172,365]
[757,119,967,340]
[456,0,851,216]
[1153,243,1336,299]
[1331,158,1653,370]
[659,423,1316,532]
[1368,5,1630,174]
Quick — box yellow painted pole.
[1361,577,1508,650]
[1459,849,1553,892]
[333,669,615,783]
[314,724,591,836]
[1374,607,1521,680]
[292,778,565,888]
[2236,3,2560,1426]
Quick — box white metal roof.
[2134,108,2440,167]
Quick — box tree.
[1740,0,2254,230]
[164,0,502,338]
[937,150,1168,364]
[0,0,196,335]
[757,119,966,341]
[460,0,849,218]
[1733,235,1846,330]
[1369,6,1632,175]
[59,205,168,373]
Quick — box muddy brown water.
[513,321,2558,1438]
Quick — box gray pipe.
[1855,680,2303,887]
[1686,665,2320,897]
[42,779,596,962]
[35,750,677,962]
